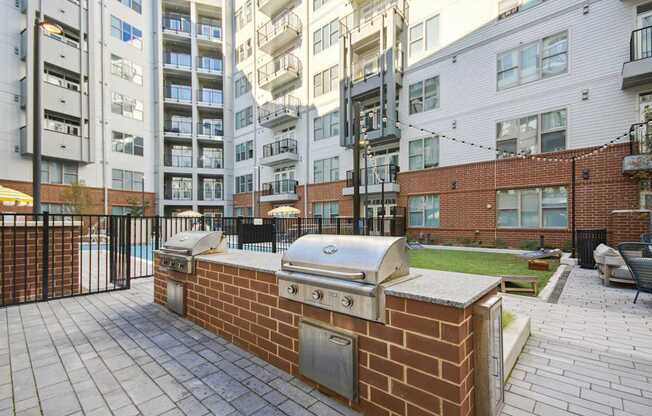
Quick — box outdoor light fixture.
[39,21,64,35]
[452,180,457,190]
[582,168,590,180]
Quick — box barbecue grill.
[158,230,226,274]
[276,234,409,322]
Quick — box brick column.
[607,210,651,247]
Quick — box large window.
[110,16,142,49]
[497,187,567,228]
[235,73,251,98]
[234,207,253,217]
[44,65,80,91]
[313,0,332,11]
[408,195,440,228]
[235,106,253,129]
[409,76,439,114]
[409,15,440,56]
[496,109,566,157]
[111,92,143,120]
[313,201,339,219]
[235,0,252,31]
[44,112,80,136]
[236,39,253,63]
[408,136,439,170]
[41,160,78,185]
[314,157,339,183]
[112,169,144,191]
[112,131,143,156]
[314,111,339,140]
[314,65,338,97]
[110,54,143,85]
[235,174,253,193]
[497,32,568,90]
[235,140,254,162]
[313,19,338,55]
[119,0,142,14]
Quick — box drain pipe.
[303,1,310,215]
[99,0,108,214]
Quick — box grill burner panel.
[159,231,225,274]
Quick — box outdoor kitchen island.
[154,243,502,416]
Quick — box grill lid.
[280,235,409,284]
[161,231,225,256]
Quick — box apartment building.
[230,0,652,247]
[0,0,159,214]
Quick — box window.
[110,54,143,85]
[409,24,423,56]
[41,160,78,185]
[112,131,143,156]
[497,187,567,228]
[496,109,566,157]
[410,15,440,57]
[112,169,144,191]
[314,65,338,97]
[425,16,440,50]
[119,0,142,14]
[409,76,439,114]
[235,73,251,98]
[42,203,72,214]
[236,140,254,162]
[235,107,253,130]
[44,65,80,91]
[314,19,338,55]
[235,0,252,31]
[235,174,253,193]
[234,207,253,217]
[313,201,339,219]
[408,136,439,170]
[44,112,80,136]
[112,205,136,216]
[498,0,544,20]
[408,195,440,228]
[497,32,567,90]
[111,92,143,120]
[313,0,331,11]
[236,39,252,63]
[110,16,142,49]
[313,157,339,183]
[314,111,339,140]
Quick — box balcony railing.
[164,183,193,200]
[197,122,223,137]
[262,179,298,196]
[352,50,404,82]
[257,12,301,48]
[631,26,652,62]
[164,154,193,168]
[197,89,223,106]
[346,164,399,187]
[196,23,222,41]
[164,85,192,103]
[258,95,300,122]
[163,52,192,70]
[163,15,192,34]
[258,54,301,87]
[197,56,223,73]
[340,0,408,33]
[630,122,652,155]
[200,183,223,201]
[164,119,192,135]
[198,155,223,169]
[263,138,298,158]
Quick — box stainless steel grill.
[276,235,409,322]
[159,230,226,274]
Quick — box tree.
[61,181,92,215]
[125,196,150,216]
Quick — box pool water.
[81,243,155,261]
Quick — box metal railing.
[258,54,301,85]
[198,155,223,169]
[163,52,192,69]
[257,11,302,47]
[164,153,192,168]
[263,138,298,158]
[352,50,404,82]
[163,119,192,135]
[199,183,223,201]
[346,164,399,187]
[258,95,300,121]
[340,0,408,33]
[197,56,223,73]
[163,15,192,34]
[631,26,652,61]
[197,122,223,137]
[262,179,298,195]
[196,23,222,40]
[197,89,223,106]
[164,85,192,103]
[629,122,652,154]
[164,184,193,201]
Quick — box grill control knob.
[311,289,323,301]
[287,284,298,295]
[341,296,354,309]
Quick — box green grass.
[408,249,559,293]
[502,310,515,329]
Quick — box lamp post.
[352,102,361,235]
[32,19,64,214]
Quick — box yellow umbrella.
[267,206,300,217]
[176,210,203,218]
[0,185,33,207]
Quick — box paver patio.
[0,266,650,416]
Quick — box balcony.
[199,179,223,201]
[163,52,192,73]
[258,0,292,17]
[164,183,193,201]
[162,15,192,38]
[340,0,408,44]
[197,121,224,140]
[164,153,193,169]
[258,95,300,128]
[258,54,301,90]
[196,23,222,44]
[343,164,400,195]
[623,122,652,173]
[21,126,90,163]
[261,139,299,166]
[260,179,299,203]
[197,56,223,77]
[257,12,301,54]
[164,119,193,137]
[197,88,223,109]
[623,27,652,89]
[198,153,224,169]
[164,85,192,107]
[349,109,401,144]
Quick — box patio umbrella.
[268,206,300,218]
[0,185,33,207]
[176,210,203,218]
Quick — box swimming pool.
[80,243,154,261]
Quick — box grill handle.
[282,263,365,280]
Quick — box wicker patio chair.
[618,242,652,304]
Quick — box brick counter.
[154,251,500,416]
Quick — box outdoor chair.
[618,242,652,304]
[641,233,652,243]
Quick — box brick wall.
[607,210,651,247]
[1,223,81,305]
[155,258,486,416]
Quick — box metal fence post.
[41,211,49,301]
[297,217,302,236]
[237,217,243,250]
[272,218,277,253]
[318,217,322,234]
[154,215,160,250]
[125,214,132,289]
[336,217,341,235]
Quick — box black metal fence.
[576,229,607,269]
[631,26,652,61]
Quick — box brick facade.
[1,222,81,305]
[154,258,492,416]
[607,210,651,247]
[0,179,156,215]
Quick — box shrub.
[519,240,540,251]
[495,239,509,249]
[561,240,573,253]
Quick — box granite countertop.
[194,250,501,309]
